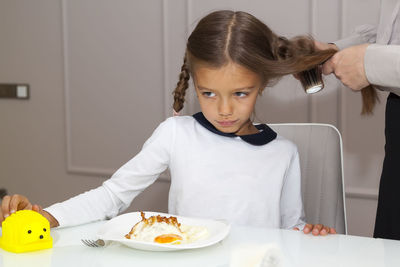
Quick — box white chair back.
[270,123,347,234]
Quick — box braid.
[172,53,190,112]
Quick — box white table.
[1,221,400,267]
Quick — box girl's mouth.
[216,119,239,127]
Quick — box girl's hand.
[1,194,32,221]
[294,223,337,236]
[0,194,59,227]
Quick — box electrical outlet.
[0,84,30,99]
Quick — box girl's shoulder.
[269,133,299,155]
[154,115,198,136]
[143,115,197,148]
[161,115,197,128]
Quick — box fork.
[81,239,106,247]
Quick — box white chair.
[269,123,347,234]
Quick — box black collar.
[192,112,277,146]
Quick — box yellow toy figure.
[0,210,53,253]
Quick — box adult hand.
[1,194,59,227]
[322,43,370,91]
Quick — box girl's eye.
[235,92,248,97]
[202,92,216,97]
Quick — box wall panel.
[63,0,166,175]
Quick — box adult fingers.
[312,224,323,236]
[322,59,335,75]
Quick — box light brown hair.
[173,10,376,114]
[361,85,378,114]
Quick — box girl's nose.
[218,99,233,116]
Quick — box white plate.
[96,211,231,251]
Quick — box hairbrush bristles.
[299,65,324,94]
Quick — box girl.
[1,11,336,235]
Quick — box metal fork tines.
[81,239,105,247]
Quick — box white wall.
[0,0,383,237]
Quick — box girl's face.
[194,63,262,135]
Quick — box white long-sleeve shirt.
[45,113,305,230]
[334,0,400,93]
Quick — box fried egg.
[127,220,186,244]
[125,212,209,245]
[181,224,209,242]
[154,234,183,244]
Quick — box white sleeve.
[334,24,377,50]
[364,44,400,88]
[280,149,306,230]
[45,117,176,228]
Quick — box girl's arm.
[44,118,176,228]
[280,149,306,230]
[1,118,176,228]
[280,148,336,236]
[0,194,59,227]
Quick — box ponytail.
[361,85,379,115]
[271,35,335,73]
[274,35,378,114]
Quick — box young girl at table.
[0,10,336,236]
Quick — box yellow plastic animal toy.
[0,210,53,253]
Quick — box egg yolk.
[154,234,183,244]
